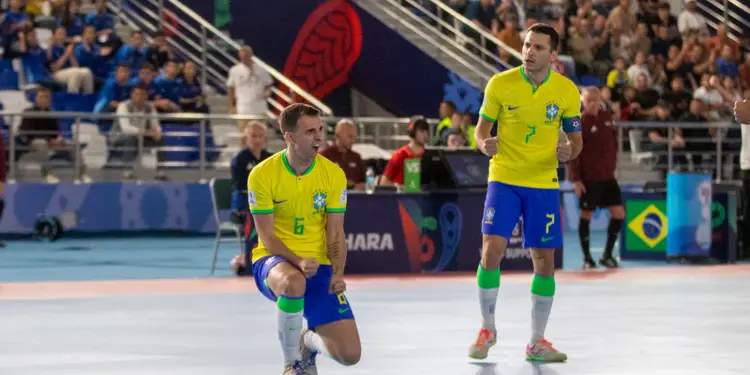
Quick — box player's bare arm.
[565,131,583,161]
[326,211,347,293]
[475,117,498,156]
[253,213,319,278]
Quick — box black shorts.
[579,179,622,210]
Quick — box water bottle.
[365,167,376,194]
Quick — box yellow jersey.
[247,150,348,265]
[479,67,581,189]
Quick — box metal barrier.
[616,120,745,182]
[697,0,747,42]
[108,0,333,117]
[3,111,438,183]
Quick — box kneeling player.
[248,104,361,374]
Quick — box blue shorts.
[252,256,355,330]
[481,181,563,248]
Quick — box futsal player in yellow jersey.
[248,104,361,375]
[468,24,583,362]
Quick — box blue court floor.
[2,233,748,375]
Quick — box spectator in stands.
[146,30,174,70]
[468,0,499,46]
[153,60,182,113]
[496,17,522,63]
[633,72,659,113]
[47,26,94,93]
[230,121,272,211]
[178,61,208,113]
[677,0,707,36]
[128,63,157,100]
[679,99,713,171]
[445,129,468,148]
[57,0,84,43]
[435,100,456,142]
[643,104,686,171]
[110,84,166,180]
[319,119,366,191]
[652,2,678,40]
[93,64,131,114]
[606,58,630,91]
[651,24,672,59]
[19,27,65,91]
[16,87,90,183]
[227,45,272,132]
[567,17,597,75]
[708,24,739,60]
[693,74,725,120]
[716,44,739,78]
[627,51,650,85]
[74,25,110,82]
[114,31,147,75]
[380,118,429,188]
[606,0,636,35]
[85,0,117,48]
[662,76,693,115]
[632,23,651,55]
[0,0,31,58]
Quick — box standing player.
[248,103,361,375]
[568,87,623,269]
[469,23,583,362]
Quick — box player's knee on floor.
[332,346,361,366]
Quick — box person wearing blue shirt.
[1,0,31,58]
[85,0,117,46]
[74,25,112,81]
[230,121,272,212]
[19,27,65,91]
[153,60,182,113]
[178,60,209,114]
[57,0,86,43]
[128,63,158,100]
[114,31,148,76]
[47,27,94,93]
[94,64,131,114]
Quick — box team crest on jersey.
[313,191,327,212]
[545,102,560,123]
[484,207,495,224]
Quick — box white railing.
[109,0,333,116]
[697,0,747,42]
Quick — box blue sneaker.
[300,328,318,375]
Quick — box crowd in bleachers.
[0,0,221,181]
[418,0,750,177]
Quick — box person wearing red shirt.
[568,87,624,269]
[380,118,430,187]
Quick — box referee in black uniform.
[568,87,623,269]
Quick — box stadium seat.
[579,75,602,87]
[628,129,656,166]
[0,60,19,90]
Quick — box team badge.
[545,102,559,121]
[313,191,327,211]
[484,207,495,224]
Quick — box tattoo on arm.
[327,230,345,275]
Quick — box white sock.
[479,287,499,331]
[304,329,332,359]
[278,307,304,364]
[530,294,554,344]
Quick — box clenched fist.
[481,137,499,157]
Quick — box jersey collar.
[282,150,316,176]
[520,67,551,94]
